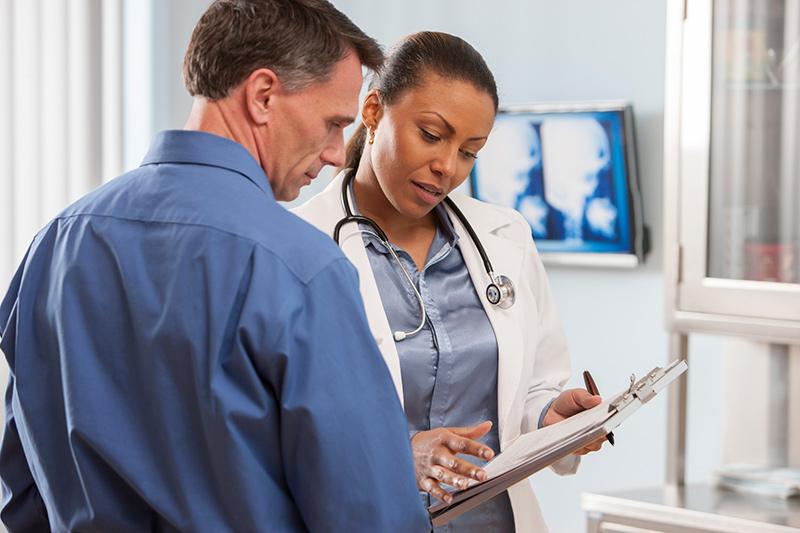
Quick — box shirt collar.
[141,130,274,199]
[432,202,459,245]
[346,178,460,255]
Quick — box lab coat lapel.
[446,197,525,444]
[315,174,405,406]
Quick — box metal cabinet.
[662,0,800,488]
[664,0,800,341]
[584,1,800,530]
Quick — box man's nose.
[321,132,346,168]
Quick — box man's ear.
[244,68,280,125]
[361,89,384,131]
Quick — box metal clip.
[610,374,638,411]
[633,366,666,403]
[627,374,636,394]
[633,376,656,403]
[608,362,685,413]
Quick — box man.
[0,1,430,531]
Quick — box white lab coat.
[292,171,578,532]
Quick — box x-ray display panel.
[470,103,646,267]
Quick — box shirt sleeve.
[0,377,50,533]
[243,255,430,532]
[0,259,50,532]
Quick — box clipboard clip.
[610,365,668,411]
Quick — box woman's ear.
[244,68,280,125]
[361,89,384,131]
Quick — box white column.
[40,0,70,221]
[102,0,124,181]
[0,0,11,421]
[779,0,800,283]
[122,0,154,171]
[11,0,42,261]
[67,0,103,200]
[0,0,15,288]
[790,344,800,468]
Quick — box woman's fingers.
[434,453,487,482]
[422,477,452,503]
[575,437,605,455]
[429,465,472,490]
[410,425,495,500]
[443,433,494,461]
[448,420,493,440]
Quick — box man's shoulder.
[57,164,349,287]
[249,207,350,285]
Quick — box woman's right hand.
[410,421,495,503]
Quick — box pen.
[582,370,615,446]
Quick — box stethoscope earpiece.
[335,171,516,342]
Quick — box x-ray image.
[471,105,642,262]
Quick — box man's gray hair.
[183,0,383,99]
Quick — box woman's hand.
[410,421,495,503]
[542,388,605,455]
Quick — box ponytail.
[343,123,367,172]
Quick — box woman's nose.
[430,148,457,178]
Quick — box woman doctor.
[293,32,604,532]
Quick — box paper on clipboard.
[428,359,688,527]
[480,393,623,480]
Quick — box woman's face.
[367,71,496,220]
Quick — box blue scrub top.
[0,130,429,532]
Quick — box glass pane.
[708,0,800,283]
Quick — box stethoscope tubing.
[333,171,514,340]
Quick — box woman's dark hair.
[344,31,498,171]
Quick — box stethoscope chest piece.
[486,274,515,309]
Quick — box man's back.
[0,131,429,532]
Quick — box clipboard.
[428,359,688,526]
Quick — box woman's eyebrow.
[420,111,455,134]
[420,111,487,141]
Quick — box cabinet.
[664,0,800,340]
[584,0,800,529]
[663,0,800,487]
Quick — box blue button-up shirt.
[0,131,429,532]
[355,193,515,532]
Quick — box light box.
[469,102,648,267]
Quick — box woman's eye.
[420,129,440,143]
[459,149,478,160]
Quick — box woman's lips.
[411,181,443,205]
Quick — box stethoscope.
[333,171,515,342]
